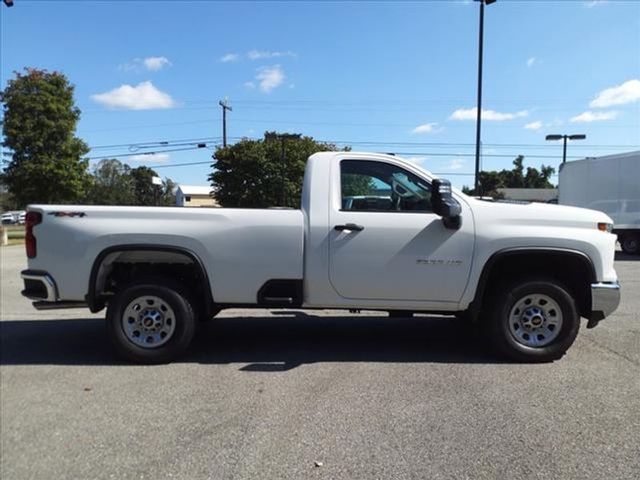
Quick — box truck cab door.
[328,158,474,303]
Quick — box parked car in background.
[17,211,26,225]
[2,211,18,225]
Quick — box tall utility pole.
[219,99,232,147]
[474,0,496,195]
[265,133,301,206]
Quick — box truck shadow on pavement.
[0,312,502,367]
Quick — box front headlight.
[597,222,613,233]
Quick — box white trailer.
[559,151,640,254]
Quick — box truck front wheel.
[488,279,580,362]
[106,279,196,364]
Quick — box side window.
[341,160,431,212]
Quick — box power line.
[84,136,640,152]
[86,146,214,161]
[90,137,220,151]
[78,115,640,133]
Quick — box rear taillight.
[25,211,42,258]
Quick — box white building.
[175,185,219,207]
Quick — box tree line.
[462,156,555,198]
[2,68,555,211]
[0,68,175,210]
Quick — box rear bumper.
[588,282,621,327]
[21,270,88,310]
[21,269,58,301]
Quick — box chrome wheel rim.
[508,294,563,348]
[122,296,176,348]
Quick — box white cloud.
[91,81,176,110]
[570,110,618,123]
[524,121,543,131]
[255,65,285,93]
[585,0,606,7]
[129,153,170,163]
[526,57,536,68]
[448,158,465,171]
[143,56,171,71]
[244,81,256,89]
[119,56,172,72]
[411,123,439,134]
[450,107,529,121]
[589,79,640,108]
[220,53,240,63]
[247,50,296,60]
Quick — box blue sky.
[2,0,639,189]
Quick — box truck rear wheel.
[620,234,639,255]
[488,279,580,362]
[106,279,196,364]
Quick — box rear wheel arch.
[87,244,216,317]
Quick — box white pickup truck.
[21,152,620,363]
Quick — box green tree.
[130,166,157,206]
[341,174,375,197]
[1,68,90,206]
[86,159,135,205]
[86,161,177,206]
[463,156,555,198]
[210,132,344,208]
[159,178,177,206]
[0,180,18,211]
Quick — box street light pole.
[545,134,586,164]
[473,0,496,195]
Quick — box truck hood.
[468,198,613,229]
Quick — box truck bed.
[27,205,305,303]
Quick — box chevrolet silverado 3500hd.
[21,152,620,363]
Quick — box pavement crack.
[582,336,640,367]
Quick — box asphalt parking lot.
[1,245,639,480]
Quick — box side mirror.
[432,179,462,229]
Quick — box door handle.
[334,223,364,232]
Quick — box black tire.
[106,278,196,364]
[620,234,639,255]
[487,279,580,363]
[388,310,414,318]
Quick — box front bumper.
[588,281,621,327]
